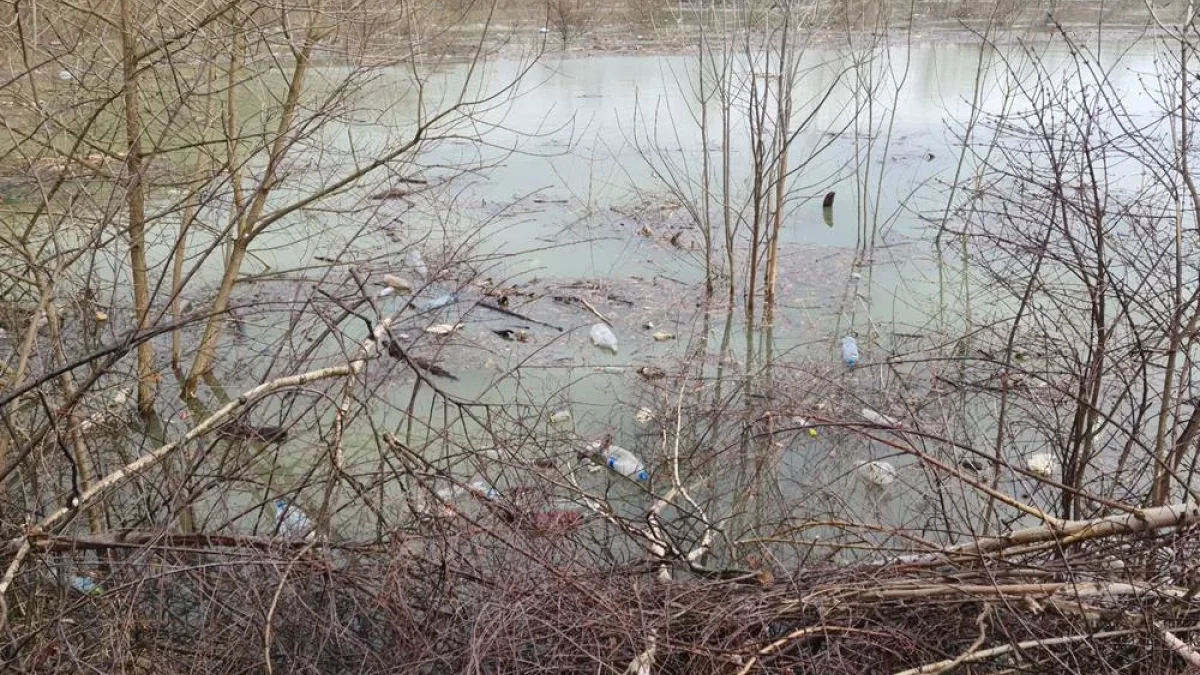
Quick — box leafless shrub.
[546,0,594,45]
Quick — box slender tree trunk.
[120,0,155,418]
[699,16,714,298]
[184,30,318,398]
[763,9,792,317]
[172,66,218,373]
[1152,38,1194,505]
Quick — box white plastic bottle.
[841,336,860,367]
[273,498,316,540]
[605,445,649,481]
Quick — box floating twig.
[578,297,611,325]
[476,300,563,331]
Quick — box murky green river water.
[2,35,1173,547]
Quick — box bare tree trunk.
[172,64,218,373]
[120,0,155,418]
[699,17,713,298]
[184,27,318,398]
[763,7,792,317]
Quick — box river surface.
[3,35,1171,551]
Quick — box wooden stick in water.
[475,300,564,331]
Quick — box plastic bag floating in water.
[1026,452,1057,477]
[590,323,618,354]
[856,460,896,487]
[405,249,429,278]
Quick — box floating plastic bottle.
[405,249,429,278]
[856,460,897,487]
[419,292,458,311]
[590,323,619,354]
[841,336,860,367]
[861,408,902,428]
[604,445,649,481]
[273,498,315,540]
[467,479,502,500]
[70,575,104,596]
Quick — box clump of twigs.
[7,508,1200,674]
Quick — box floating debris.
[634,407,655,425]
[1026,452,1057,477]
[792,417,819,438]
[549,407,572,425]
[369,187,412,201]
[605,445,649,481]
[405,249,429,278]
[861,408,902,427]
[477,300,563,331]
[857,460,897,487]
[425,323,463,336]
[419,293,458,311]
[410,355,459,380]
[590,323,619,354]
[382,274,413,294]
[94,310,108,322]
[70,575,104,596]
[841,336,860,367]
[493,328,532,343]
[467,479,502,500]
[273,498,315,540]
[651,331,675,342]
[587,438,649,481]
[637,366,666,380]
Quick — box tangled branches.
[5,495,1200,674]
